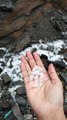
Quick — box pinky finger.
[20,62,34,91]
[20,62,29,84]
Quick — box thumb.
[48,64,60,84]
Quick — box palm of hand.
[21,51,63,118]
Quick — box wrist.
[38,107,66,120]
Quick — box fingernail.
[26,51,31,54]
[33,52,38,56]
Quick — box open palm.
[20,51,63,119]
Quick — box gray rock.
[20,106,28,114]
[16,86,26,96]
[64,92,67,103]
[0,0,14,11]
[0,99,3,108]
[64,102,67,111]
[12,103,23,120]
[16,96,26,106]
[1,73,11,85]
[65,85,67,90]
[0,87,2,93]
[63,16,67,24]
[9,80,24,88]
[0,61,5,67]
[52,60,66,68]
[40,55,49,70]
[0,49,5,58]
[64,54,67,62]
[0,111,3,120]
[47,45,54,52]
[59,70,67,83]
[1,90,11,99]
[1,90,14,108]
[0,68,3,73]
[2,85,8,90]
[0,79,3,87]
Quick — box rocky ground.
[0,0,67,120]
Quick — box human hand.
[20,51,65,120]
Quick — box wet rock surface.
[0,0,67,120]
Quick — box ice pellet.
[30,66,45,88]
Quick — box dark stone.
[31,48,37,53]
[1,73,11,85]
[0,0,14,11]
[0,99,3,108]
[0,61,6,67]
[16,86,26,96]
[40,55,50,70]
[47,45,54,52]
[64,110,67,118]
[20,106,28,114]
[2,99,14,109]
[1,90,14,108]
[65,85,67,90]
[12,103,23,120]
[0,49,5,58]
[0,87,2,93]
[2,85,8,90]
[63,16,67,24]
[51,60,67,69]
[0,79,3,87]
[9,80,24,88]
[64,54,67,62]
[0,68,3,73]
[0,111,3,120]
[16,96,26,106]
[64,102,67,112]
[64,92,67,103]
[1,90,11,99]
[59,69,67,83]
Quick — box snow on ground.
[0,39,67,97]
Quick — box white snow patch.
[0,39,67,97]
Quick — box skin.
[20,51,66,120]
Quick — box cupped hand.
[20,51,63,119]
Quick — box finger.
[21,56,31,76]
[48,64,60,84]
[20,62,34,91]
[26,51,36,69]
[33,52,48,75]
[20,62,29,84]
